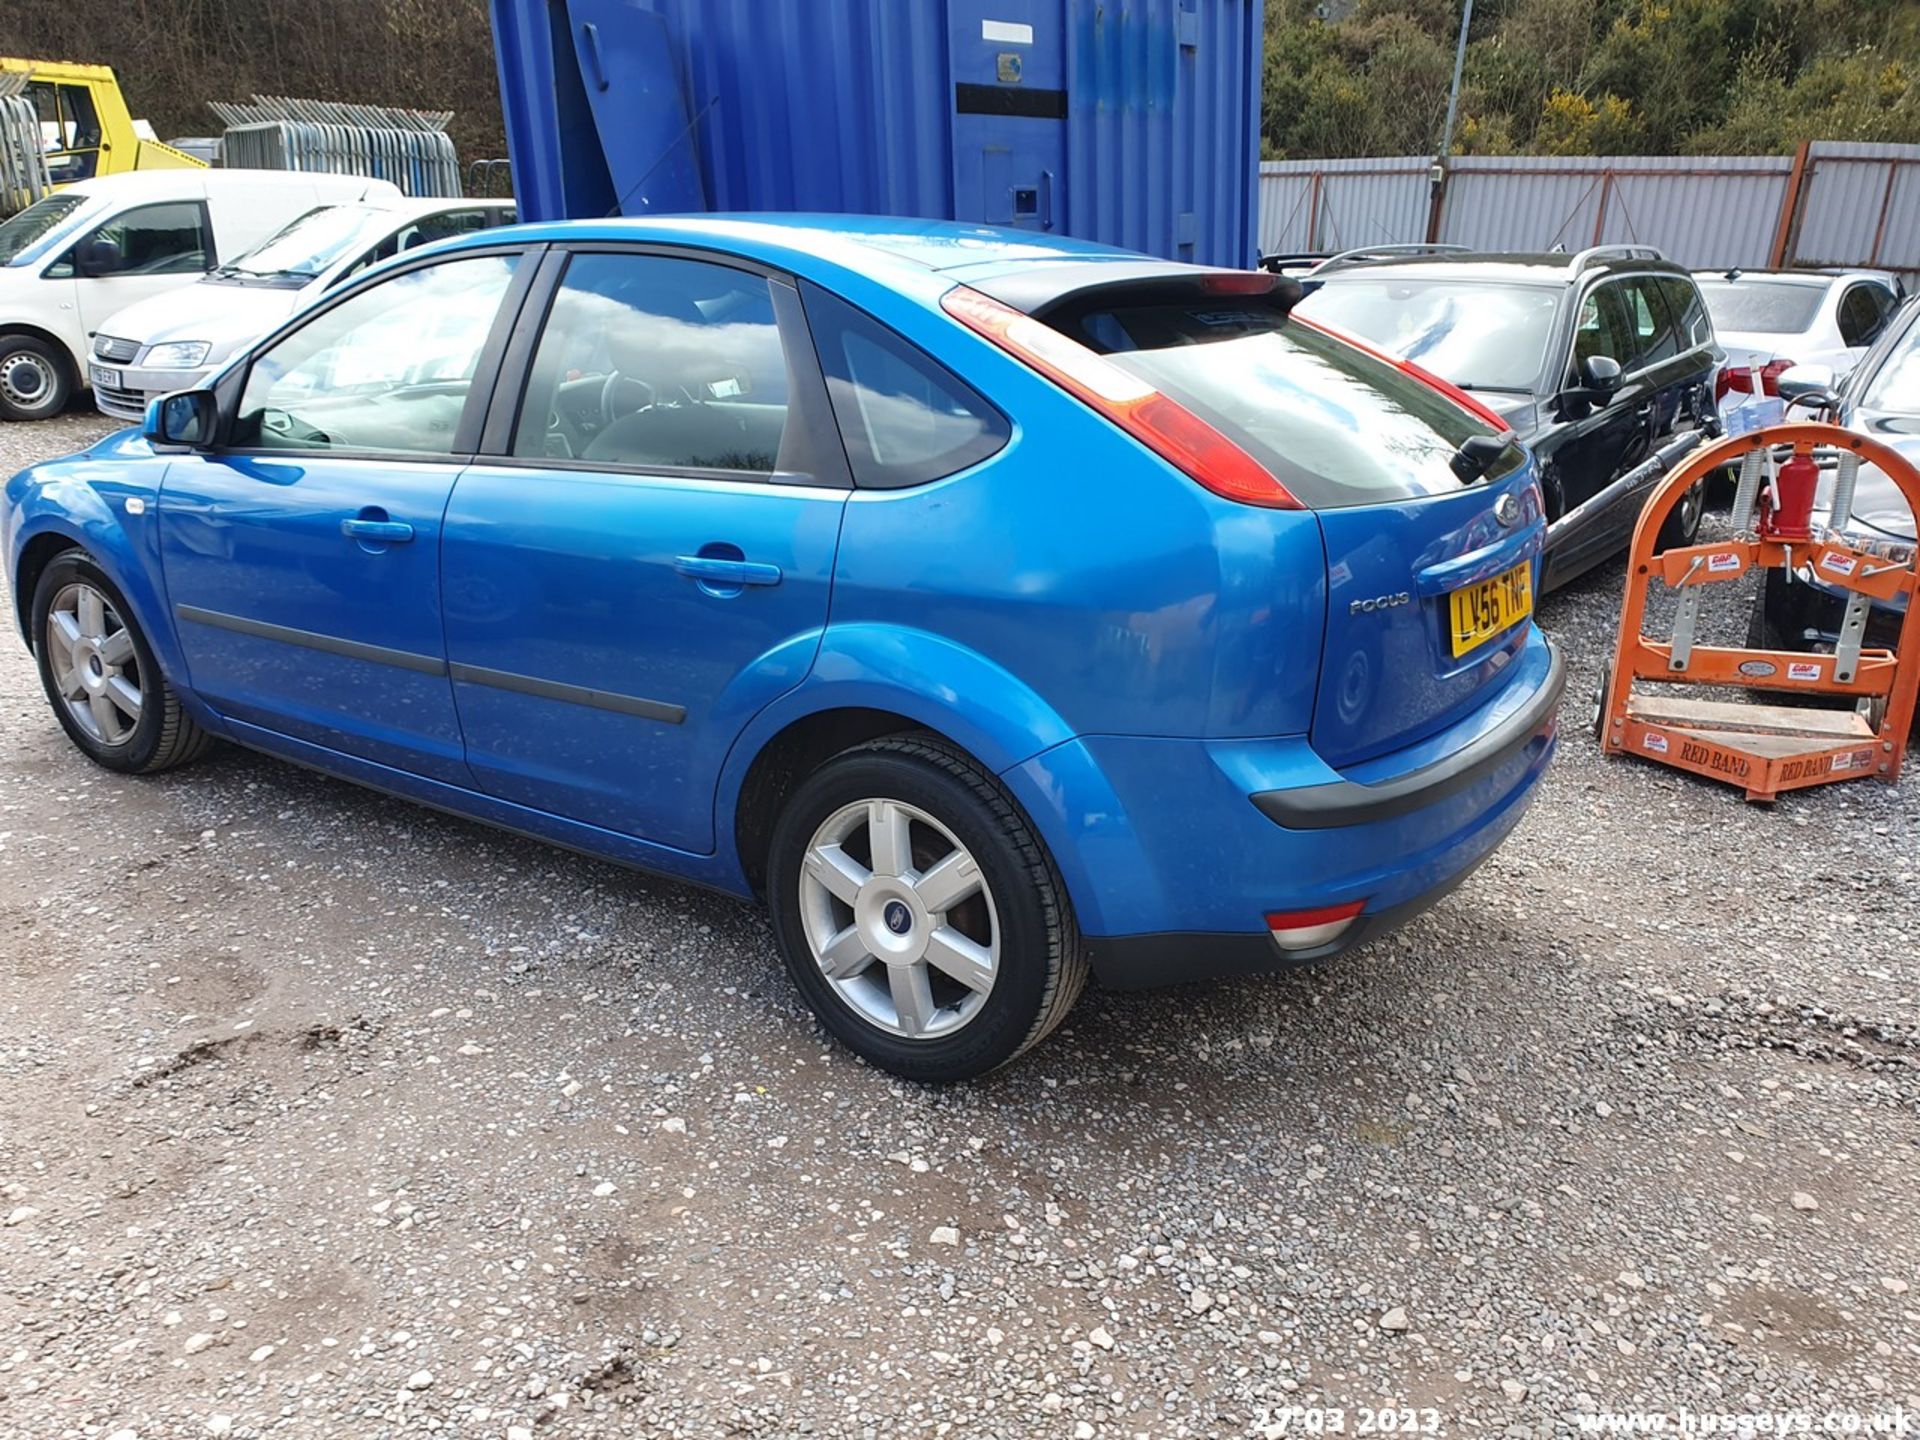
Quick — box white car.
[89,196,518,422]
[0,169,401,421]
[1694,268,1903,423]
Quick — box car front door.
[1542,278,1644,577]
[67,201,217,353]
[440,248,849,854]
[157,248,533,784]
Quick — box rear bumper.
[1002,630,1563,989]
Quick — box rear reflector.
[1264,899,1367,951]
[940,284,1303,510]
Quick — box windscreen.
[1696,278,1825,335]
[1295,277,1558,392]
[1860,320,1920,416]
[0,193,86,264]
[212,205,380,285]
[1060,297,1516,509]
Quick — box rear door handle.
[673,555,782,587]
[341,518,415,544]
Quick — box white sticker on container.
[982,20,1034,43]
[1643,732,1669,754]
[1787,661,1822,682]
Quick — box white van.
[0,169,401,421]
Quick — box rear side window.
[1838,283,1892,348]
[1657,277,1712,349]
[1053,296,1515,510]
[803,283,1009,488]
[1622,277,1679,368]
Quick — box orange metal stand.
[1598,421,1920,802]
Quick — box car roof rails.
[1311,242,1474,273]
[1568,244,1665,271]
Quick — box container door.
[947,1,1067,232]
[564,0,705,215]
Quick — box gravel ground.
[1,411,1916,1440]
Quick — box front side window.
[28,81,102,183]
[804,283,1008,488]
[1572,282,1637,375]
[54,202,210,279]
[233,253,519,455]
[512,252,794,473]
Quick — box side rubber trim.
[175,604,446,676]
[1252,641,1566,830]
[448,661,686,725]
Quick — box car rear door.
[440,247,849,854]
[157,247,534,785]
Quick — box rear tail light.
[1264,899,1367,952]
[939,285,1303,510]
[1718,358,1794,400]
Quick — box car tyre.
[31,551,216,774]
[767,734,1087,1082]
[0,334,74,422]
[1655,479,1705,551]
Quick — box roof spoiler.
[971,261,1305,323]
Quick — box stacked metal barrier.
[0,72,51,217]
[209,95,462,197]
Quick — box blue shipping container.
[489,0,1263,268]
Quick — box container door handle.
[1039,169,1055,231]
[581,22,610,92]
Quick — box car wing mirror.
[143,388,217,451]
[76,236,123,278]
[1579,354,1623,399]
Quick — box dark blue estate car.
[6,216,1563,1080]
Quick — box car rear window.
[1056,297,1517,509]
[1697,278,1825,335]
[1295,277,1559,392]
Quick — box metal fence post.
[1768,139,1812,268]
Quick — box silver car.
[88,196,516,421]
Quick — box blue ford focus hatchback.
[5,217,1562,1080]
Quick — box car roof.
[446,212,1144,278]
[1310,251,1690,286]
[57,169,391,201]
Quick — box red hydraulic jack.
[1599,421,1920,802]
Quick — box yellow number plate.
[1448,560,1532,658]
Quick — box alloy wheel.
[797,798,1000,1040]
[45,582,143,746]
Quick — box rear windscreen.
[1057,298,1519,509]
[1697,279,1825,335]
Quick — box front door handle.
[673,555,782,587]
[341,517,415,544]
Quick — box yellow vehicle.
[0,59,204,188]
